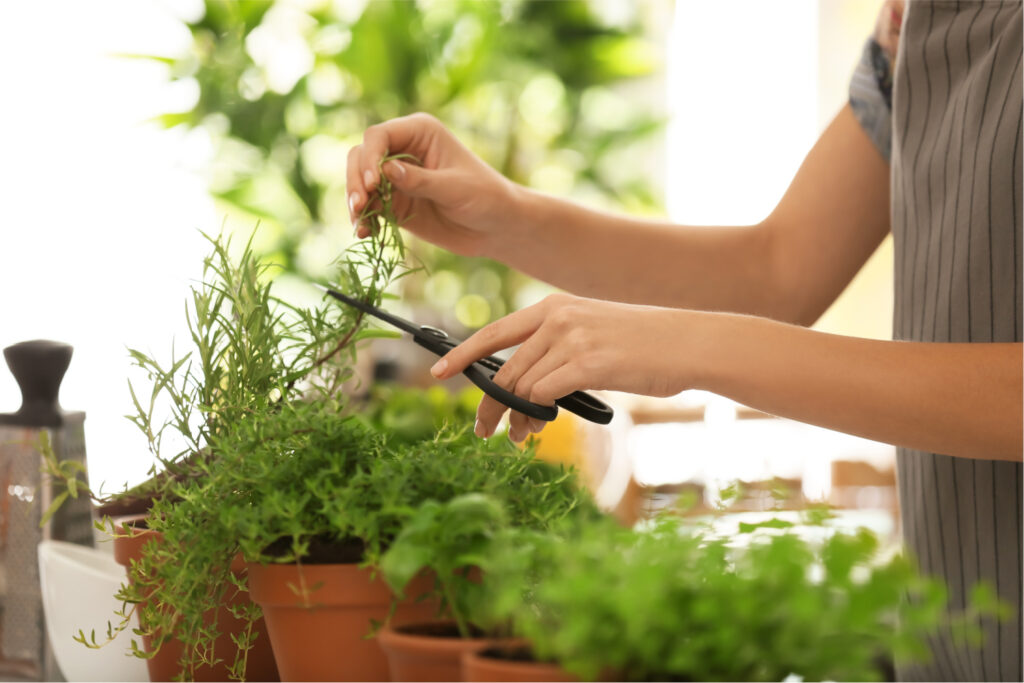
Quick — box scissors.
[316,284,614,425]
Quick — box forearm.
[690,312,1023,461]
[486,187,777,314]
[481,105,889,324]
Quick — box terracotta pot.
[462,646,579,682]
[377,622,496,682]
[247,562,439,682]
[112,517,280,682]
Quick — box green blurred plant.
[151,0,663,327]
[357,383,481,444]
[482,513,1008,682]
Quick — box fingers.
[479,342,568,442]
[474,333,547,440]
[492,334,551,441]
[364,112,437,165]
[529,363,584,408]
[507,410,533,443]
[475,394,509,439]
[481,358,583,443]
[435,295,576,441]
[502,352,569,442]
[382,160,453,202]
[346,146,367,232]
[479,353,573,443]
[430,304,546,379]
[347,113,441,231]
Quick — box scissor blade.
[315,284,421,336]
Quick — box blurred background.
[0,0,896,532]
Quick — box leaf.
[109,52,178,65]
[738,518,794,533]
[40,491,69,527]
[379,541,431,595]
[353,328,402,342]
[149,112,194,129]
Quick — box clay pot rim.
[111,514,156,536]
[378,621,497,655]
[246,561,436,608]
[462,645,577,681]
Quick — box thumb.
[383,160,451,200]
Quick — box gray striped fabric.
[890,1,1023,681]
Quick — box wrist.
[683,310,741,393]
[479,182,548,261]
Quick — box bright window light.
[666,0,818,226]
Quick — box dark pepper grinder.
[1,340,74,427]
[0,340,93,680]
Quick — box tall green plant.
[41,156,421,678]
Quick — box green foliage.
[356,383,481,445]
[38,138,598,679]
[40,154,420,679]
[131,404,595,679]
[377,463,600,639]
[484,515,1002,682]
[63,193,592,679]
[379,493,506,638]
[150,0,663,325]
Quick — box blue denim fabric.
[849,38,894,162]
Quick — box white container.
[37,540,150,682]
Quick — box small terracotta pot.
[462,646,579,682]
[247,562,439,682]
[112,516,280,682]
[377,621,496,682]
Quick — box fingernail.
[430,358,448,377]
[386,161,405,179]
[474,420,484,437]
[364,169,374,188]
[349,193,360,217]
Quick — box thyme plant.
[131,408,595,679]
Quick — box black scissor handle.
[462,362,559,422]
[413,329,613,424]
[555,391,614,425]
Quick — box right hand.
[346,113,519,257]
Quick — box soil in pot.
[247,552,440,682]
[377,621,495,682]
[462,645,579,683]
[112,517,280,682]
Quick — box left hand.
[429,293,694,441]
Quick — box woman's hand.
[346,112,521,257]
[429,293,697,442]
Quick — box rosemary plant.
[42,152,600,681]
[41,155,441,679]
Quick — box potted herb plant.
[196,401,595,681]
[373,486,596,682]
[41,156,437,680]
[46,156,603,682]
[469,510,1005,682]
